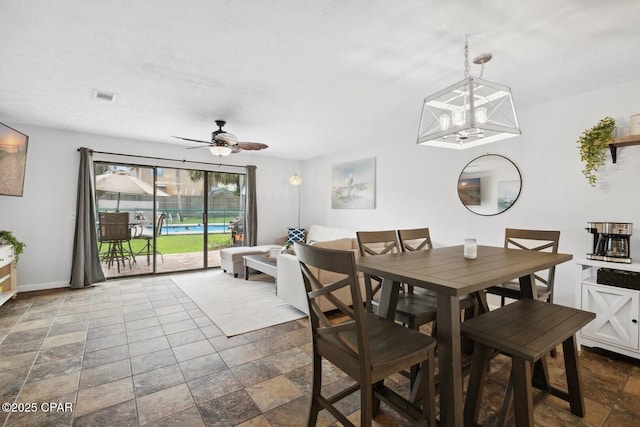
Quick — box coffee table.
[243,254,277,280]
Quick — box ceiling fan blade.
[171,136,211,144]
[236,142,269,151]
[186,145,211,150]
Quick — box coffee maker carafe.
[586,222,632,263]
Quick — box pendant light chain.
[463,37,486,78]
[464,38,470,78]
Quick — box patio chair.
[132,213,165,264]
[98,212,135,272]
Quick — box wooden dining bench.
[461,299,595,427]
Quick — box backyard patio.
[100,250,223,278]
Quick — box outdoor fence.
[97,193,244,225]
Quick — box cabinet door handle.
[633,319,638,324]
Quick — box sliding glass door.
[95,162,245,278]
[154,167,206,273]
[206,171,246,267]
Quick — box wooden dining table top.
[357,244,573,296]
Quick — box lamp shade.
[417,77,520,149]
[289,174,302,185]
[209,145,233,156]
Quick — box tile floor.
[0,274,639,426]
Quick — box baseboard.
[17,281,69,293]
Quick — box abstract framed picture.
[331,157,376,209]
[0,122,29,197]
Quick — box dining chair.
[484,228,561,358]
[485,228,561,306]
[295,242,437,427]
[132,213,166,265]
[397,227,433,252]
[356,230,438,330]
[98,212,135,272]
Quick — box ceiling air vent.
[93,90,117,102]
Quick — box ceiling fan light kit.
[417,37,520,150]
[209,145,233,156]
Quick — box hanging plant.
[577,116,616,186]
[0,230,26,264]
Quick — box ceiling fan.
[172,120,269,156]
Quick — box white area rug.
[171,269,305,337]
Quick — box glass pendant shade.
[209,145,233,156]
[417,76,520,149]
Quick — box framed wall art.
[497,179,520,211]
[458,177,481,206]
[0,122,29,197]
[331,157,376,209]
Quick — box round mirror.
[457,154,521,216]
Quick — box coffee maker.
[586,222,632,263]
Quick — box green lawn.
[99,233,233,256]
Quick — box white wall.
[299,79,640,307]
[2,78,640,306]
[0,127,301,290]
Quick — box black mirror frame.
[457,154,522,216]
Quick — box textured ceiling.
[1,0,639,160]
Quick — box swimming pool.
[155,224,230,235]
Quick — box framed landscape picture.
[458,177,481,206]
[331,157,376,209]
[0,122,29,197]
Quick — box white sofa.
[277,224,366,314]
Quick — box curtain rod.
[77,148,249,169]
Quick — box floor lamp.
[289,173,302,228]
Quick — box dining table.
[356,244,573,427]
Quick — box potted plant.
[577,116,616,186]
[0,230,26,264]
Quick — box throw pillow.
[287,227,306,245]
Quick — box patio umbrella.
[95,172,169,211]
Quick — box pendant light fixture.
[417,37,520,149]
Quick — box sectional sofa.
[276,224,367,314]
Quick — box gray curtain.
[245,165,258,247]
[70,147,105,288]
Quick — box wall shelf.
[608,134,640,163]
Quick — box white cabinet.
[582,284,639,349]
[576,259,640,359]
[0,244,18,307]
